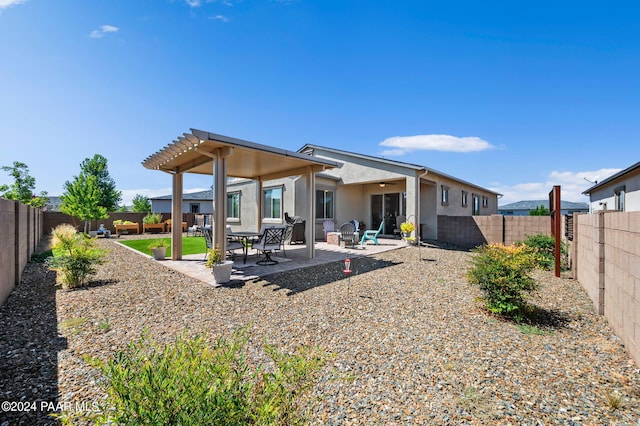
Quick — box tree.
[131,194,151,213]
[79,154,122,211]
[529,205,550,216]
[0,161,49,208]
[60,173,108,234]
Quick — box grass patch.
[60,317,88,335]
[517,323,546,335]
[120,237,206,257]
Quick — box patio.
[119,235,409,286]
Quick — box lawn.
[119,237,206,257]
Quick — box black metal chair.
[203,227,213,260]
[253,226,286,265]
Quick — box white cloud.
[210,14,229,22]
[379,134,496,155]
[185,0,201,7]
[0,0,26,10]
[492,167,622,206]
[89,24,119,39]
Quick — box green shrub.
[113,219,135,225]
[87,328,327,425]
[142,212,163,224]
[46,224,106,289]
[519,233,569,270]
[467,243,539,321]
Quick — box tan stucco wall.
[588,168,640,212]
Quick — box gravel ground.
[1,238,640,425]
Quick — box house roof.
[151,190,213,201]
[498,200,589,211]
[299,143,502,196]
[582,161,640,194]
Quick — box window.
[472,194,480,216]
[614,186,626,211]
[227,191,240,220]
[482,196,488,208]
[461,191,468,208]
[190,203,200,214]
[315,189,334,219]
[263,187,282,220]
[441,185,449,206]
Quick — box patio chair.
[193,214,205,237]
[225,226,244,259]
[253,226,286,265]
[203,227,213,260]
[393,215,406,236]
[360,221,384,245]
[339,221,358,248]
[323,220,335,241]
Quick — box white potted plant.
[205,245,234,284]
[148,239,167,260]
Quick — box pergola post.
[305,166,315,259]
[171,172,183,260]
[213,147,233,255]
[256,179,263,231]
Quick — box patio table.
[228,231,262,263]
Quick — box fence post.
[595,211,605,315]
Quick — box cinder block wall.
[0,198,43,306]
[575,213,601,313]
[0,199,17,305]
[576,211,640,365]
[603,212,640,362]
[437,214,552,248]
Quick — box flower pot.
[211,260,234,284]
[151,246,167,260]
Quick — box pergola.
[142,129,340,260]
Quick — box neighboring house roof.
[151,190,213,201]
[498,200,589,211]
[299,144,502,196]
[582,161,640,194]
[45,196,63,211]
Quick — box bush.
[519,233,569,270]
[467,243,539,321]
[142,213,163,224]
[46,224,105,289]
[87,328,327,425]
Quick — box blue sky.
[1,0,638,206]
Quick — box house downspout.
[416,169,429,242]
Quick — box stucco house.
[499,200,589,216]
[583,161,640,212]
[151,143,500,241]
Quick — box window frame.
[441,185,450,206]
[262,186,283,221]
[227,191,241,222]
[614,185,626,211]
[461,190,468,208]
[315,189,335,220]
[472,194,480,216]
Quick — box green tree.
[60,173,108,233]
[529,205,550,216]
[0,161,49,208]
[79,154,122,211]
[131,194,151,213]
